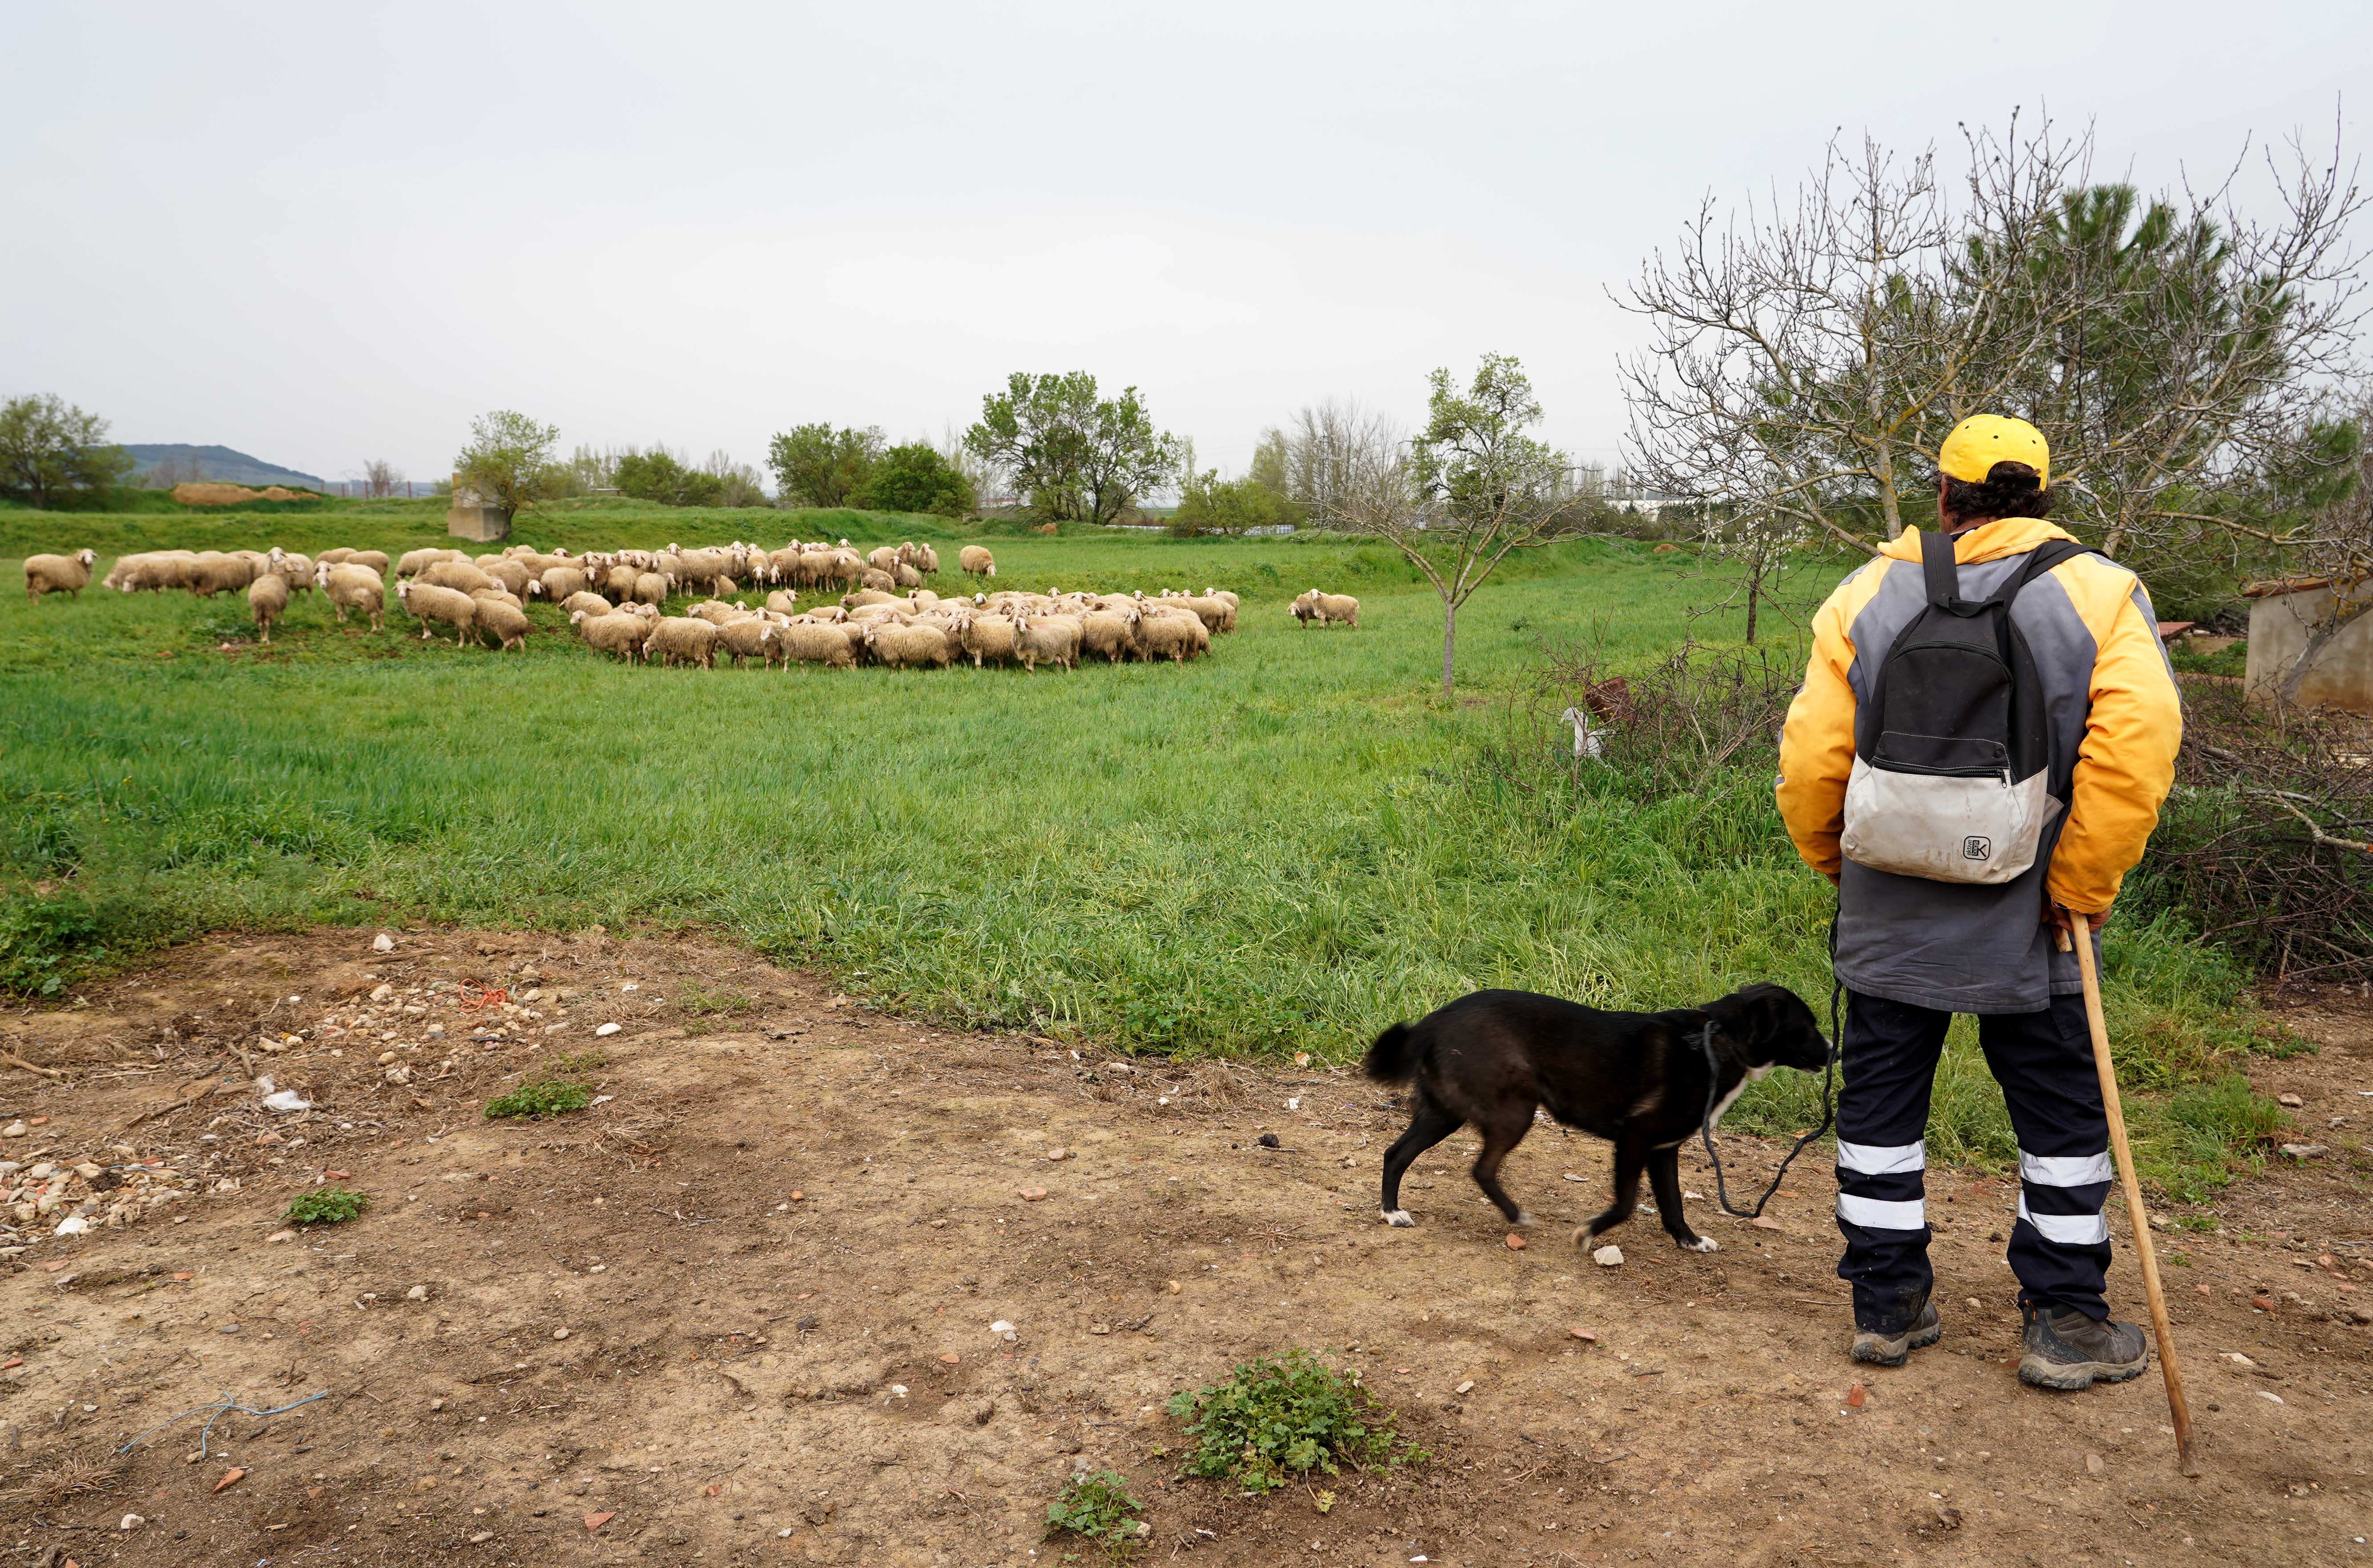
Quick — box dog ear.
[1702,984,1784,1054]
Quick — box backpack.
[1839,529,2098,885]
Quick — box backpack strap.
[2002,538,2103,605]
[1918,526,1965,611]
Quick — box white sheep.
[1011,614,1079,673]
[471,595,531,653]
[644,616,719,670]
[247,572,290,642]
[316,562,387,630]
[396,579,477,644]
[23,549,96,602]
[572,609,652,664]
[958,545,996,579]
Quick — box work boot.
[1849,1300,1941,1367]
[2018,1302,2148,1390]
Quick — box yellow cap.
[1938,414,2049,486]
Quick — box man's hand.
[2044,897,2112,936]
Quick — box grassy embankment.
[0,501,2288,1198]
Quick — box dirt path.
[1,929,2369,1567]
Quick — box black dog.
[1362,984,1830,1253]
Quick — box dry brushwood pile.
[0,927,2369,1566]
[2148,682,2373,983]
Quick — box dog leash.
[1695,903,1843,1220]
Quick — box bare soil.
[2,928,2369,1568]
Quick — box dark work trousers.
[1835,990,2114,1333]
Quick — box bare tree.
[362,458,404,500]
[1281,398,1401,521]
[1620,118,2090,565]
[1620,114,2366,583]
[1319,354,1573,696]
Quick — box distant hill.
[121,444,326,491]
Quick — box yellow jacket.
[1776,519,2182,915]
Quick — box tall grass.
[0,514,2286,1195]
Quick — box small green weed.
[1043,1470,1147,1559]
[285,1187,369,1226]
[677,981,752,1016]
[1164,1350,1424,1493]
[484,1079,594,1118]
[2168,639,2247,679]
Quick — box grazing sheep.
[1170,594,1234,633]
[572,609,652,664]
[602,564,640,601]
[644,615,719,670]
[317,547,355,565]
[686,599,745,626]
[268,549,316,595]
[1012,614,1080,673]
[714,616,778,669]
[1136,611,1203,663]
[763,589,800,615]
[892,561,924,589]
[859,566,896,592]
[23,549,96,602]
[630,571,670,607]
[774,620,857,671]
[863,621,954,670]
[396,579,477,644]
[420,560,497,596]
[957,545,996,579]
[559,590,614,620]
[534,566,588,602]
[317,562,387,630]
[471,595,531,653]
[952,609,1017,668]
[1077,608,1139,663]
[186,552,257,598]
[346,549,391,577]
[470,587,524,618]
[247,572,290,641]
[1308,591,1359,628]
[103,552,177,593]
[396,547,464,578]
[867,545,902,574]
[916,543,940,574]
[475,557,533,598]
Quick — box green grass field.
[0,501,2288,1198]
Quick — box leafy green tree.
[852,442,976,517]
[453,409,561,520]
[1247,427,1297,512]
[0,394,133,509]
[965,372,1181,525]
[1319,354,1572,694]
[614,446,725,507]
[1171,468,1298,535]
[768,424,882,508]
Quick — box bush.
[484,1079,594,1118]
[852,443,975,518]
[285,1187,369,1226]
[1169,470,1297,536]
[1043,1471,1147,1558]
[1164,1350,1423,1493]
[2125,682,2373,982]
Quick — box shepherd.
[1775,415,2183,1390]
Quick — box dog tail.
[1362,1021,1420,1085]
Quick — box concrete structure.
[2245,577,2373,714]
[446,476,510,543]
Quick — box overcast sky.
[4,1,2365,488]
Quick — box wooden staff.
[2063,910,2198,1475]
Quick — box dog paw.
[1680,1235,1719,1254]
[1381,1209,1415,1228]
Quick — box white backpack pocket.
[1840,756,2060,885]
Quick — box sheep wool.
[317,563,387,630]
[247,572,290,642]
[644,615,719,670]
[397,579,478,644]
[572,610,652,664]
[957,545,997,579]
[22,549,96,602]
[471,595,531,653]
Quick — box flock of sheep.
[21,539,1361,673]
